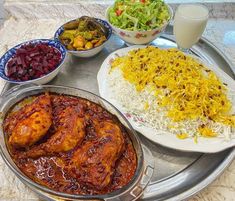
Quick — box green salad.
[108,0,170,31]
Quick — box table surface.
[0,2,235,200]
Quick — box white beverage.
[174,4,209,49]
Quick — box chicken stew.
[3,93,137,195]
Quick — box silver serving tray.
[1,26,235,201]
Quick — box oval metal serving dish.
[0,84,154,201]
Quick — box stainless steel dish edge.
[0,84,154,201]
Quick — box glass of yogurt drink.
[173,4,209,52]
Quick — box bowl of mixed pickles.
[106,0,172,45]
[54,16,112,57]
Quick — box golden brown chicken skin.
[24,105,85,158]
[5,93,52,148]
[5,94,137,195]
[69,120,125,189]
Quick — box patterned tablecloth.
[0,1,234,200]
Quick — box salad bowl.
[105,3,173,45]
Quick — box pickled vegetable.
[59,16,107,51]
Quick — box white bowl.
[54,18,112,58]
[105,4,173,45]
[24,64,64,85]
[0,39,67,85]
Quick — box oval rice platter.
[97,45,235,153]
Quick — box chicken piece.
[69,121,125,189]
[25,105,85,158]
[7,93,52,148]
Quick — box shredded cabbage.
[108,0,170,31]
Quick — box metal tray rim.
[169,149,235,201]
[0,33,235,201]
[141,34,235,200]
[171,36,235,201]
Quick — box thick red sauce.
[4,94,137,195]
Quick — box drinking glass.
[173,4,209,52]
